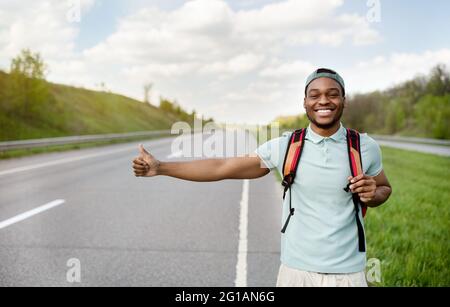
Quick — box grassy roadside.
[365,147,449,287]
[0,71,187,142]
[0,134,172,160]
[271,146,449,286]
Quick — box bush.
[414,95,450,139]
[5,49,51,120]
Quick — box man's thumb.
[139,144,149,155]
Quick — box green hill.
[0,71,187,141]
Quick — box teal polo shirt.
[255,123,383,273]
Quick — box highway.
[1,129,447,287]
[0,132,282,286]
[373,139,450,157]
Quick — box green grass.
[365,147,450,287]
[272,147,450,286]
[0,71,182,141]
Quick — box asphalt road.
[374,139,450,157]
[0,132,282,287]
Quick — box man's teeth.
[317,109,332,113]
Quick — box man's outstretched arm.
[132,144,270,181]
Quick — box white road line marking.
[235,179,249,287]
[0,147,137,177]
[0,199,66,230]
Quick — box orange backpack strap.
[345,128,366,252]
[280,128,307,233]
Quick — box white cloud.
[260,60,315,79]
[337,13,381,46]
[0,2,72,60]
[84,0,380,73]
[0,0,98,90]
[345,49,450,94]
[236,0,342,31]
[200,53,265,76]
[0,0,95,61]
[171,0,234,36]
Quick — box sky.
[0,0,449,124]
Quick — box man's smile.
[314,108,335,117]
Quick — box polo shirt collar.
[306,122,346,144]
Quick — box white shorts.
[276,264,368,287]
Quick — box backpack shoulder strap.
[280,128,307,234]
[281,128,307,198]
[346,128,363,178]
[345,128,367,252]
[345,128,367,217]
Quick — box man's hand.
[132,144,160,177]
[348,174,377,204]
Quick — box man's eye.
[310,96,319,99]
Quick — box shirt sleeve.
[254,132,291,171]
[361,134,383,177]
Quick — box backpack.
[280,128,367,252]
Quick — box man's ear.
[303,97,306,109]
[343,96,347,108]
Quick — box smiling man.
[132,68,392,287]
[267,68,392,286]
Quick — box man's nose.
[318,95,330,104]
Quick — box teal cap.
[305,68,345,97]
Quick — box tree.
[0,71,5,110]
[159,97,175,113]
[6,49,50,119]
[144,83,153,105]
[426,65,450,96]
[415,95,450,139]
[159,97,198,123]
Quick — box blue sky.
[76,0,450,56]
[77,0,450,53]
[1,0,449,124]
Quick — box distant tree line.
[159,97,214,125]
[343,65,449,139]
[275,65,450,139]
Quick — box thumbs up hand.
[133,144,160,177]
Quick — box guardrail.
[0,130,173,152]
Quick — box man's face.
[303,77,346,129]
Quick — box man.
[132,68,392,287]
